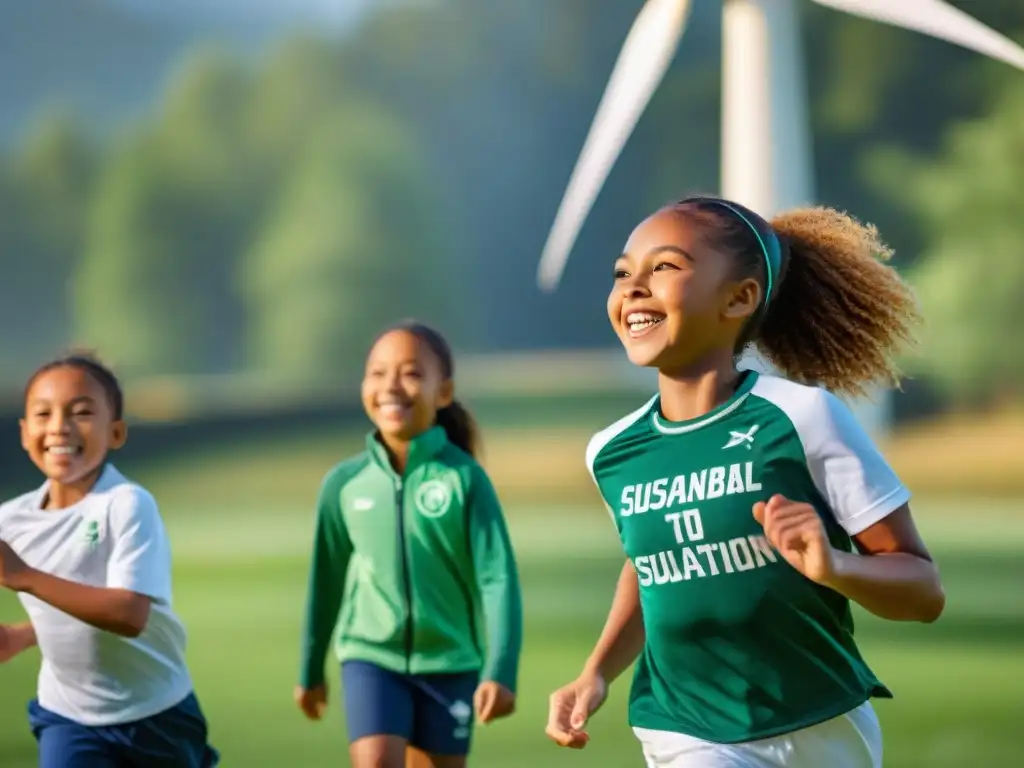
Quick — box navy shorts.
[28,692,219,768]
[341,660,479,756]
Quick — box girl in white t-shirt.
[0,353,218,768]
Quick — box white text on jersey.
[633,534,779,586]
[618,462,762,517]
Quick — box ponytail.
[760,208,921,396]
[436,399,479,458]
[672,198,921,397]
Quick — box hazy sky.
[97,0,377,29]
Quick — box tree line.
[0,0,1021,407]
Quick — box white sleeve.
[800,390,911,536]
[106,488,173,603]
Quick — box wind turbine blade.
[813,0,1024,71]
[537,0,692,292]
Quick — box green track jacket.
[299,426,523,692]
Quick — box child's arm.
[581,558,645,683]
[3,562,150,637]
[298,471,353,691]
[468,468,524,694]
[0,622,37,663]
[0,488,169,638]
[758,390,944,623]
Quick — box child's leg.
[405,746,466,768]
[407,670,479,767]
[351,735,409,768]
[27,700,118,768]
[342,660,415,768]
[36,725,119,768]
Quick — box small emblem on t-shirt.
[82,519,100,547]
[722,425,759,450]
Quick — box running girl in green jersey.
[546,197,944,768]
[296,321,523,768]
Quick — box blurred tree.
[14,112,96,270]
[155,47,262,369]
[807,1,1024,266]
[74,137,192,375]
[872,76,1024,405]
[240,108,448,380]
[74,49,257,375]
[247,36,353,172]
[72,38,450,378]
[0,112,96,368]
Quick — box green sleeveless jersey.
[587,371,909,743]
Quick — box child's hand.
[0,623,35,663]
[545,671,608,749]
[0,541,31,591]
[753,495,836,585]
[294,684,328,721]
[473,681,515,723]
[0,625,20,663]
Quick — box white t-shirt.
[0,464,193,726]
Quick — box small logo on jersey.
[82,520,100,547]
[449,699,472,739]
[722,425,759,450]
[415,480,452,518]
[352,498,374,512]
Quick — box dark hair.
[25,351,125,420]
[671,197,921,397]
[374,320,479,457]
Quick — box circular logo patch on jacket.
[415,480,452,518]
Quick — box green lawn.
[1,498,1021,767]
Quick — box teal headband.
[679,197,783,313]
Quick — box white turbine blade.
[814,0,1024,71]
[537,0,692,292]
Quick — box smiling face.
[361,329,454,445]
[607,208,762,372]
[20,365,126,492]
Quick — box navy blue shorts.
[341,660,479,756]
[28,693,219,768]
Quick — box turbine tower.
[536,0,1024,436]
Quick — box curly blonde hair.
[674,200,921,397]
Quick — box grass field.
[1,484,1022,766]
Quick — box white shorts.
[633,701,882,768]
